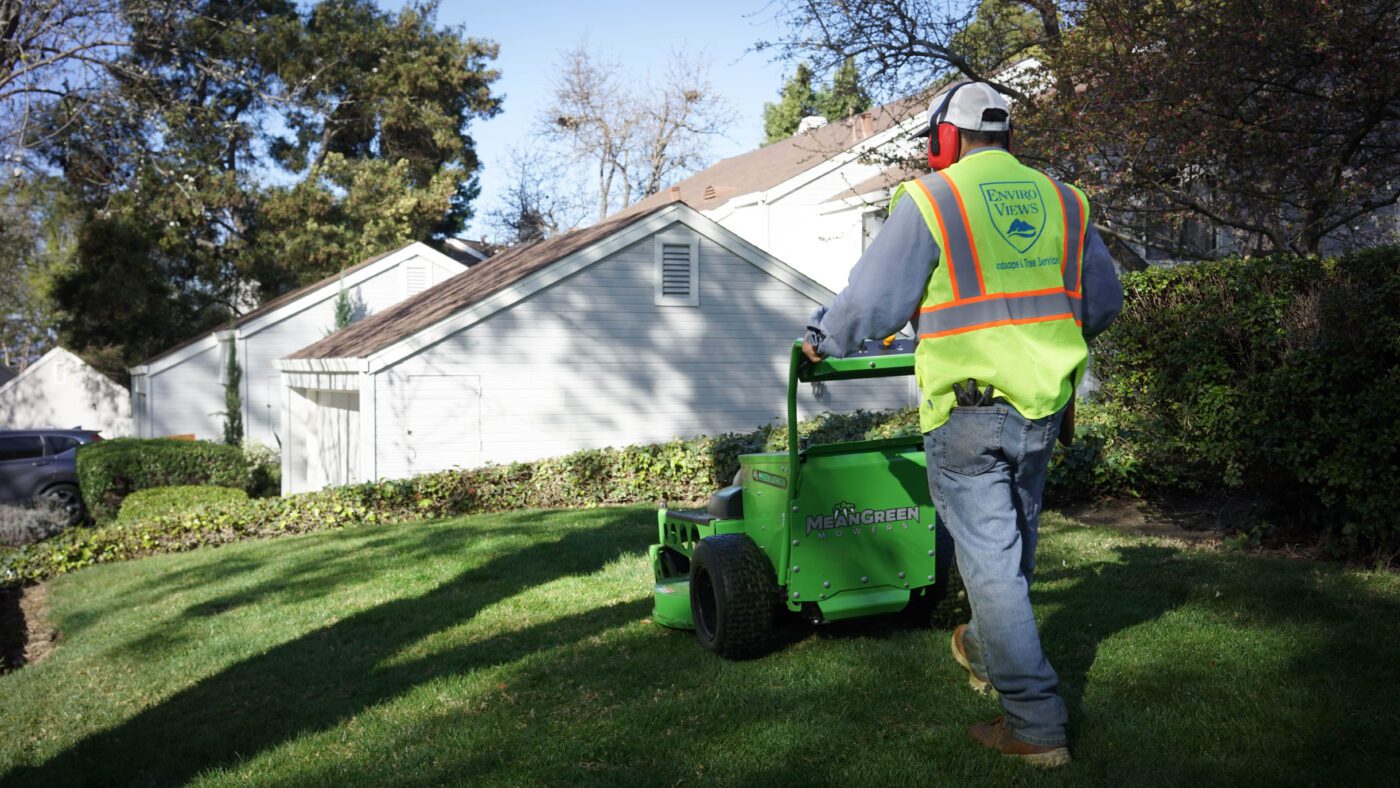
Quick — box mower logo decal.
[805,502,919,536]
[980,181,1046,254]
[751,469,787,489]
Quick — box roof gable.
[283,202,834,368]
[133,241,464,373]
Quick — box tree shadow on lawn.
[3,511,651,787]
[207,541,1400,787]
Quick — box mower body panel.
[651,338,954,640]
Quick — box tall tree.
[0,0,128,159]
[37,0,501,371]
[483,144,586,246]
[762,62,819,144]
[544,43,730,220]
[1038,0,1400,257]
[760,0,1400,260]
[817,57,871,122]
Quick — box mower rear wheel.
[690,534,777,659]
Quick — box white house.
[275,201,914,494]
[129,242,465,444]
[626,97,927,292]
[0,347,132,436]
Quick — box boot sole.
[950,629,994,696]
[1016,747,1072,769]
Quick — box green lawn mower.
[650,338,968,659]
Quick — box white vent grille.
[406,264,428,296]
[654,234,699,306]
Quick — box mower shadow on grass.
[2,511,652,787]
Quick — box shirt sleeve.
[1079,224,1124,339]
[807,197,937,358]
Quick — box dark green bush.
[76,439,251,522]
[117,486,249,524]
[1094,247,1400,557]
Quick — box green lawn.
[0,506,1397,786]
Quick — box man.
[803,81,1122,768]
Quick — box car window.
[47,436,82,455]
[0,436,45,462]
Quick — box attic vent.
[703,185,717,201]
[406,263,428,296]
[654,233,699,307]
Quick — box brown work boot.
[969,716,1071,769]
[950,624,993,696]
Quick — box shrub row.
[117,486,250,524]
[2,410,922,585]
[1093,247,1400,557]
[76,439,252,521]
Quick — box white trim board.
[132,241,465,376]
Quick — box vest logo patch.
[980,181,1047,254]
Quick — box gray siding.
[147,341,223,440]
[372,227,911,480]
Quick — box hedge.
[117,486,250,525]
[1093,246,1400,557]
[76,439,251,521]
[2,410,924,585]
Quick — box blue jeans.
[925,403,1068,747]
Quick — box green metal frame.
[654,337,934,629]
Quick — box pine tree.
[818,57,871,121]
[762,63,820,144]
[222,341,243,446]
[333,283,354,330]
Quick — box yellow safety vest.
[890,149,1090,432]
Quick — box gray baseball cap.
[909,81,1012,138]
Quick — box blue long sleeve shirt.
[808,151,1123,357]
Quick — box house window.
[654,232,699,306]
[406,263,429,297]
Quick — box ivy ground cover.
[0,507,1397,786]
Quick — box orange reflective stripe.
[938,172,987,296]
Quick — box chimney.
[669,186,681,202]
[859,112,874,140]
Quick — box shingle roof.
[291,203,670,360]
[628,97,924,214]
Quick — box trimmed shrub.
[118,486,249,524]
[1094,247,1400,557]
[76,439,251,522]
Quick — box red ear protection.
[928,122,962,171]
[925,82,967,171]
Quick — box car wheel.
[690,534,778,659]
[39,484,85,526]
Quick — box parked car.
[0,429,103,525]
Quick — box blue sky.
[417,1,796,236]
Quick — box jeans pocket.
[937,407,1006,476]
